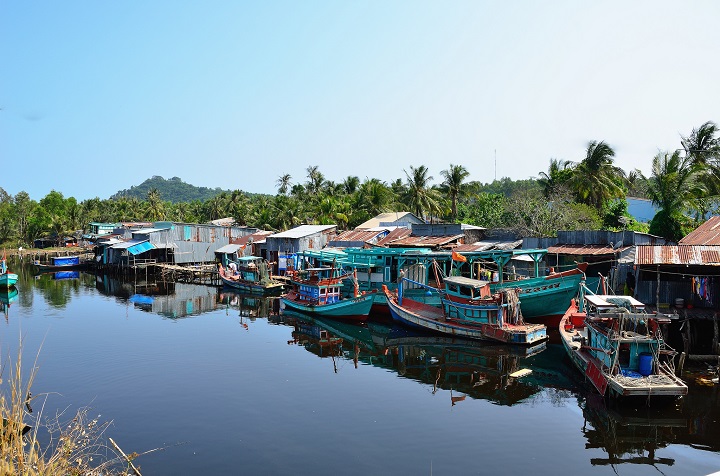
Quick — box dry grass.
[0,343,145,475]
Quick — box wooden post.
[656,265,660,311]
[677,352,686,376]
[713,314,719,355]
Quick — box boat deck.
[398,297,446,321]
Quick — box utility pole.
[494,149,497,181]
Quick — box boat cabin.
[443,276,492,300]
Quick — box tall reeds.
[0,343,141,475]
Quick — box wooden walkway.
[150,263,221,286]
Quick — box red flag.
[452,251,467,263]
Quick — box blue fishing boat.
[559,281,687,399]
[218,256,285,295]
[383,277,547,345]
[0,251,18,288]
[304,247,586,324]
[281,266,374,321]
[34,255,86,272]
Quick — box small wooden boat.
[34,255,86,272]
[0,251,18,288]
[382,277,547,345]
[218,256,285,295]
[559,282,687,399]
[281,267,374,321]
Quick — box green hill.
[111,176,230,203]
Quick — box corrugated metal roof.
[330,230,385,243]
[215,244,243,254]
[635,245,720,265]
[127,241,155,255]
[546,244,622,255]
[387,234,464,248]
[132,228,167,234]
[375,228,412,247]
[111,239,149,250]
[234,231,273,246]
[268,225,336,239]
[355,212,422,230]
[454,240,522,252]
[679,216,720,245]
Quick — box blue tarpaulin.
[127,241,155,255]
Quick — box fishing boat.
[303,247,586,323]
[559,282,687,399]
[489,263,588,326]
[382,276,547,345]
[34,255,86,272]
[0,251,18,288]
[281,266,375,321]
[218,256,285,295]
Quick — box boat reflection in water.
[218,290,280,319]
[280,310,573,405]
[96,275,220,319]
[581,392,686,468]
[0,286,19,320]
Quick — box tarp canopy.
[127,241,155,255]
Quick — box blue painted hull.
[281,293,375,321]
[384,289,546,345]
[0,273,18,287]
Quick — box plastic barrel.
[638,352,653,376]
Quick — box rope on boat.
[503,288,523,325]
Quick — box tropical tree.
[645,150,706,240]
[276,174,292,195]
[538,158,573,198]
[403,165,441,221]
[440,164,470,221]
[305,165,325,195]
[145,188,166,221]
[681,121,720,198]
[342,176,360,195]
[569,141,626,210]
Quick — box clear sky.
[2,1,719,201]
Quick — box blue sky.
[2,1,719,201]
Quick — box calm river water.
[1,259,719,475]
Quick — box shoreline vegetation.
[0,343,151,475]
[0,121,718,248]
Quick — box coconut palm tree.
[538,158,573,198]
[645,150,706,240]
[404,165,441,221]
[305,165,325,195]
[569,141,626,210]
[681,121,720,196]
[276,174,292,195]
[440,164,470,221]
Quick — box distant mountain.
[111,176,230,203]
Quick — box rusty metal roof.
[375,228,412,247]
[635,245,720,265]
[546,244,625,255]
[233,230,273,246]
[387,234,464,248]
[331,230,384,242]
[454,240,522,252]
[679,216,720,245]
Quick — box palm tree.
[276,174,292,195]
[440,164,469,221]
[538,158,573,198]
[681,121,720,196]
[342,176,360,195]
[145,189,166,221]
[569,141,626,210]
[305,165,325,195]
[645,150,706,240]
[404,165,441,221]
